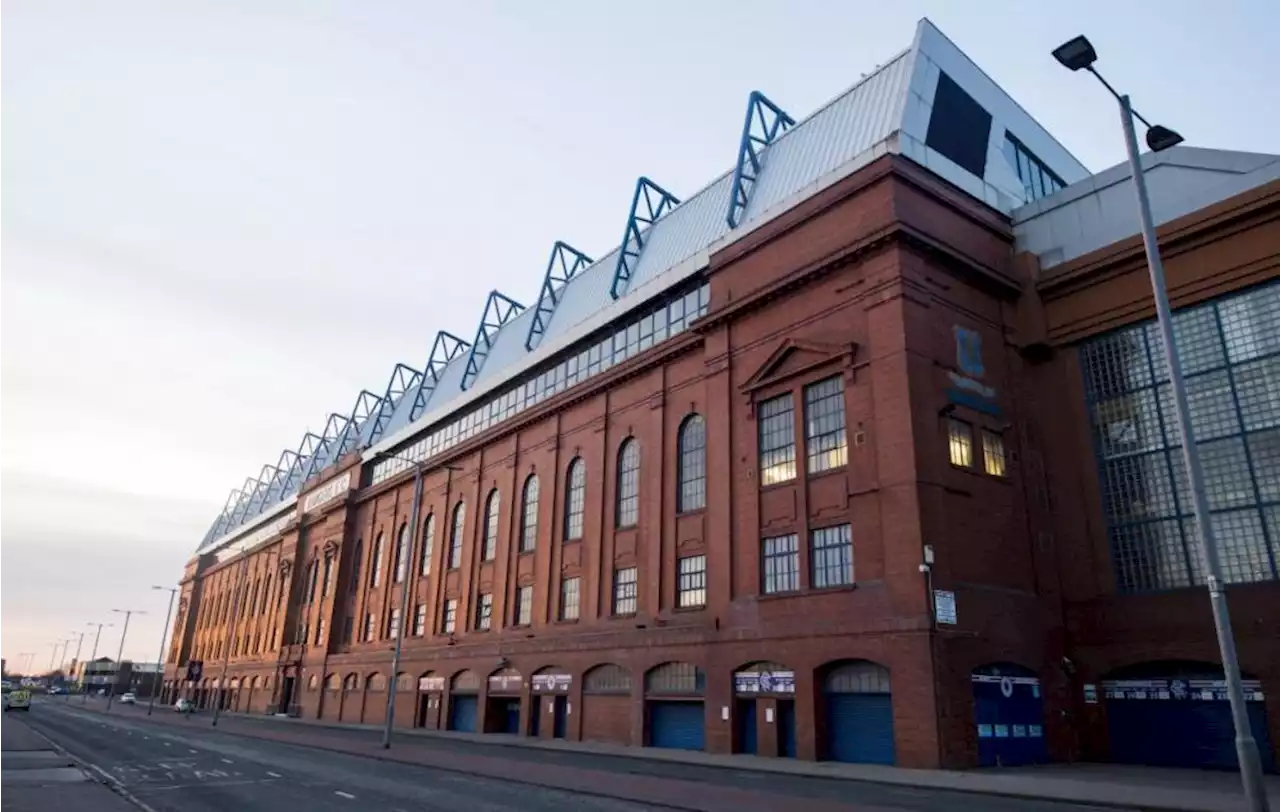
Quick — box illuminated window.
[982,430,1007,476]
[475,593,493,631]
[442,599,458,634]
[759,394,796,484]
[613,567,638,615]
[559,577,580,621]
[805,376,848,473]
[515,585,533,626]
[564,459,586,540]
[520,475,539,552]
[948,418,973,467]
[677,555,707,608]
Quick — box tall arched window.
[677,414,707,512]
[616,439,640,528]
[482,489,500,561]
[348,540,362,595]
[394,522,410,582]
[520,474,539,553]
[306,559,319,604]
[564,458,586,541]
[448,502,466,569]
[419,514,435,577]
[369,533,384,588]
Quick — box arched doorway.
[1102,661,1276,772]
[581,664,628,744]
[339,673,359,723]
[417,671,445,729]
[485,668,523,734]
[733,661,796,757]
[363,673,386,725]
[821,660,895,765]
[971,663,1047,766]
[448,670,480,732]
[322,674,341,720]
[645,662,705,751]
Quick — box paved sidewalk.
[84,699,1279,812]
[1,713,138,812]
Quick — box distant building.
[72,658,163,696]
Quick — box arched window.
[564,458,585,540]
[616,439,640,528]
[348,540,363,594]
[320,554,333,597]
[394,522,410,582]
[419,514,435,577]
[482,489,500,561]
[520,475,539,553]
[306,559,319,604]
[369,533,384,588]
[448,502,466,569]
[677,414,706,512]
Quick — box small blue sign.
[954,325,985,379]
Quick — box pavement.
[20,697,1121,812]
[1,710,137,812]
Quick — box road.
[22,699,1114,812]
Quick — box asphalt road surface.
[22,699,1114,812]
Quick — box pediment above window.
[739,338,858,397]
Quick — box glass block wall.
[1079,281,1279,593]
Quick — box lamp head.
[1146,125,1184,152]
[1053,36,1097,71]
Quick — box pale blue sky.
[3,0,1277,667]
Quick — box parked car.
[119,692,137,705]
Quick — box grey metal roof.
[198,18,1088,555]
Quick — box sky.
[3,0,1277,672]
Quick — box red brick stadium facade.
[163,148,1280,770]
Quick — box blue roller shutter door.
[650,701,705,751]
[1106,689,1276,772]
[449,695,478,733]
[826,693,895,765]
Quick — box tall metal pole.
[106,610,140,711]
[149,586,178,716]
[69,632,87,698]
[82,624,109,704]
[382,462,424,748]
[1119,93,1269,812]
[212,552,251,727]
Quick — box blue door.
[552,696,568,739]
[1106,688,1276,772]
[449,695,478,733]
[649,701,705,751]
[778,700,797,758]
[825,694,895,764]
[737,700,757,754]
[529,697,541,737]
[972,669,1048,767]
[502,700,521,734]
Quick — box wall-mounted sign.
[1083,684,1098,704]
[934,590,958,625]
[488,674,523,693]
[302,471,352,513]
[418,676,446,692]
[733,671,795,695]
[1101,678,1265,703]
[947,325,1000,416]
[531,674,572,693]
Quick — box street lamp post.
[1053,34,1269,812]
[106,610,143,711]
[212,547,253,727]
[149,586,179,716]
[82,623,111,704]
[376,453,438,749]
[69,631,87,698]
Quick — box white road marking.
[335,791,356,799]
[267,771,282,778]
[220,758,234,764]
[143,736,150,740]
[163,742,171,746]
[188,749,198,754]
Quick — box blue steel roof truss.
[297,413,350,484]
[336,389,383,458]
[524,241,594,352]
[410,331,471,422]
[609,177,680,300]
[460,291,526,391]
[726,91,795,228]
[244,464,282,515]
[366,363,422,446]
[228,476,262,526]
